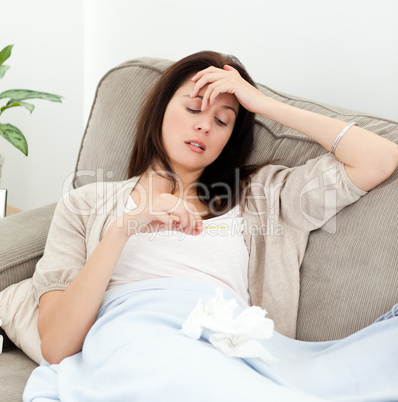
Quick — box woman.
[25,51,398,401]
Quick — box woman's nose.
[194,117,211,134]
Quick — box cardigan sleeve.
[245,153,368,337]
[31,177,140,305]
[248,153,367,234]
[32,186,94,304]
[281,153,367,233]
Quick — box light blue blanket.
[24,278,398,401]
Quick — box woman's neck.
[134,168,209,216]
[144,165,203,197]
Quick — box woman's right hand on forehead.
[190,65,268,115]
[114,193,203,238]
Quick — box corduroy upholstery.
[0,57,397,400]
[0,349,38,401]
[0,204,56,400]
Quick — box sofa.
[1,56,397,401]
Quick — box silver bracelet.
[331,122,358,155]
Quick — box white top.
[108,197,250,306]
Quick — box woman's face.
[161,77,239,179]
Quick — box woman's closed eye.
[186,107,201,114]
[215,117,227,127]
[186,107,228,127]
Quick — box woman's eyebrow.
[183,94,238,116]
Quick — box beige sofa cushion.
[0,349,38,400]
[74,57,398,341]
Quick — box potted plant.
[0,44,62,184]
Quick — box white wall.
[1,0,397,211]
[0,0,84,210]
[84,0,398,122]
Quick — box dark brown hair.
[128,50,270,217]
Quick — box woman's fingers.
[194,77,235,111]
[190,65,248,111]
[134,193,203,236]
[223,64,238,72]
[118,193,203,237]
[204,80,233,110]
[152,210,201,235]
[191,66,220,83]
[191,66,231,93]
[154,194,189,227]
[169,200,203,235]
[191,65,266,114]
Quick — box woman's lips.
[184,140,206,153]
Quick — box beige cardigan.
[33,153,366,338]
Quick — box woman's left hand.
[190,65,268,114]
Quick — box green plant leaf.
[0,101,35,115]
[0,65,10,79]
[0,45,13,67]
[0,122,28,155]
[0,89,62,103]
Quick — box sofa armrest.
[0,203,56,351]
[0,203,56,292]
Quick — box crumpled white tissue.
[181,289,276,364]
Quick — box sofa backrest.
[74,57,398,341]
